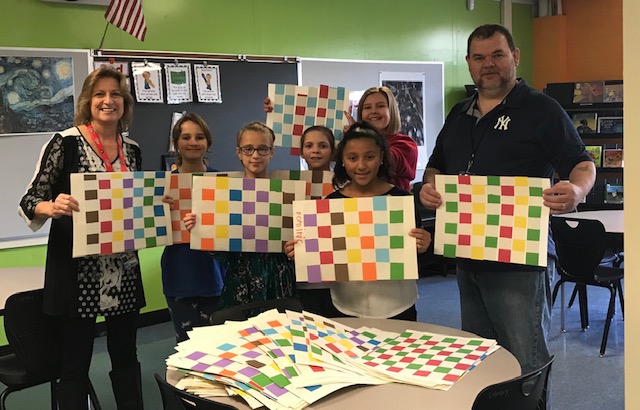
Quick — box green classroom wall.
[0,0,534,344]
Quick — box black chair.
[0,289,101,410]
[209,297,303,325]
[472,356,554,410]
[550,217,624,357]
[154,373,237,410]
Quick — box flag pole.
[98,22,110,50]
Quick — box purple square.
[124,219,134,230]
[242,350,261,359]
[304,214,317,226]
[123,197,133,208]
[186,351,206,361]
[243,202,255,214]
[256,240,268,252]
[243,179,256,190]
[266,384,288,397]
[238,367,260,377]
[256,214,269,226]
[243,225,255,239]
[308,265,322,283]
[213,358,234,367]
[270,348,284,358]
[191,363,209,372]
[123,178,133,188]
[305,239,319,252]
[256,191,269,202]
[124,239,135,250]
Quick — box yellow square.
[347,249,361,263]
[112,209,124,220]
[112,173,123,180]
[514,176,528,186]
[472,203,486,214]
[471,246,484,260]
[514,216,527,228]
[215,225,228,238]
[472,184,485,195]
[113,230,124,241]
[215,201,229,214]
[513,239,525,252]
[515,196,528,205]
[344,198,358,212]
[345,224,360,237]
[472,224,485,236]
[215,176,229,189]
[112,188,123,199]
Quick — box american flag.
[104,0,147,41]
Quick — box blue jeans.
[456,261,554,375]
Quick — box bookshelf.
[545,81,623,210]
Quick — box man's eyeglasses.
[239,145,272,156]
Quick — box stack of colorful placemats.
[166,310,500,409]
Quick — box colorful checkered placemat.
[269,170,334,199]
[266,84,348,155]
[190,176,307,252]
[71,171,172,257]
[434,174,550,267]
[292,196,418,283]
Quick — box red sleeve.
[387,133,418,191]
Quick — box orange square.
[360,236,375,249]
[170,175,179,188]
[359,210,373,224]
[172,220,181,231]
[201,238,214,250]
[202,189,215,201]
[202,213,215,225]
[180,188,191,199]
[180,230,189,243]
[362,263,377,281]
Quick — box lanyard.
[87,124,128,172]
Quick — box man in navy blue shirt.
[419,24,595,378]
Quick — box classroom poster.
[193,64,222,103]
[131,61,163,103]
[164,63,193,104]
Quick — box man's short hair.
[467,24,516,56]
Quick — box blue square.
[229,190,242,201]
[154,171,165,179]
[376,248,390,262]
[229,238,242,252]
[373,196,387,211]
[154,186,164,196]
[307,97,317,108]
[335,110,344,120]
[156,226,167,236]
[153,205,164,216]
[337,87,345,99]
[230,213,242,225]
[133,206,143,218]
[305,116,315,126]
[274,104,283,114]
[275,84,285,94]
[282,134,292,146]
[134,228,145,239]
[283,113,293,124]
[133,171,144,178]
[285,95,294,105]
[374,224,388,236]
[326,118,334,129]
[273,122,282,134]
[328,99,336,109]
[133,187,143,197]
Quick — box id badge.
[120,252,139,270]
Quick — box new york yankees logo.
[494,115,511,131]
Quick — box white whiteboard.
[0,47,91,247]
[299,58,444,185]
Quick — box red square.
[179,188,190,199]
[501,185,515,196]
[501,204,514,216]
[500,226,513,238]
[458,175,471,185]
[292,124,304,136]
[443,373,461,382]
[459,193,472,202]
[100,242,112,255]
[316,199,330,213]
[100,221,112,233]
[295,105,306,116]
[319,251,333,264]
[458,235,471,246]
[98,179,111,189]
[400,357,415,363]
[459,213,472,224]
[498,248,511,262]
[318,226,332,238]
[319,85,329,98]
[317,107,327,118]
[413,370,431,377]
[426,359,442,366]
[99,199,111,210]
[290,147,300,156]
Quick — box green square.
[434,366,453,374]
[445,356,462,363]
[485,236,498,248]
[390,236,404,249]
[290,170,301,180]
[389,210,404,223]
[527,229,540,241]
[144,217,154,228]
[390,263,404,279]
[528,206,542,218]
[383,360,397,366]
[275,338,291,347]
[290,329,304,337]
[444,223,457,234]
[251,373,271,387]
[145,237,157,247]
[407,363,422,370]
[445,202,458,212]
[268,227,281,240]
[443,244,456,257]
[144,178,154,187]
[486,214,500,225]
[529,186,543,197]
[442,337,457,343]
[418,353,434,359]
[468,340,482,346]
[526,253,539,266]
[270,179,282,192]
[269,203,282,216]
[396,351,409,356]
[444,183,457,193]
[487,176,501,186]
[458,348,472,354]
[488,194,501,204]
[271,374,289,386]
[143,196,153,206]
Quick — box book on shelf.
[603,83,623,103]
[572,112,597,134]
[584,145,603,167]
[602,149,623,168]
[573,81,604,104]
[604,184,623,204]
[597,116,623,133]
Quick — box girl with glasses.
[184,122,296,309]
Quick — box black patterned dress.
[19,127,146,318]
